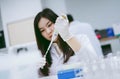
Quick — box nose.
[46,28,51,34]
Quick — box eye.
[40,29,44,32]
[48,23,52,27]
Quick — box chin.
[48,39,52,41]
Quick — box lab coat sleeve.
[74,34,98,62]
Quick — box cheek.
[41,32,46,38]
[41,32,49,40]
[51,24,55,30]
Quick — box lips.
[49,33,53,38]
[49,35,52,38]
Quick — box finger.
[61,15,66,19]
[56,18,63,24]
[57,17,68,25]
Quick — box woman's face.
[38,17,57,41]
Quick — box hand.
[55,14,73,41]
[36,57,46,69]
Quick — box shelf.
[99,36,119,42]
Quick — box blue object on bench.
[57,68,83,79]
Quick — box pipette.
[44,30,58,58]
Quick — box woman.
[34,8,98,77]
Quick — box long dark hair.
[34,8,74,76]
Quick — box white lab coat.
[48,34,98,76]
[69,21,103,58]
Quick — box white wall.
[0,0,42,48]
[41,0,67,15]
[65,0,120,29]
[0,6,3,30]
[0,14,3,30]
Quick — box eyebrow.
[46,21,50,26]
[39,20,50,30]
